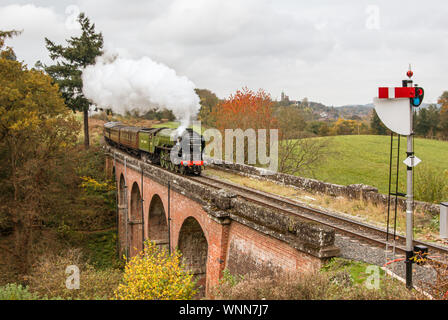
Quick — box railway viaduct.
[104,145,340,296]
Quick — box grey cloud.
[0,0,447,105]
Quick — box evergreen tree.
[415,108,430,137]
[44,13,103,148]
[195,88,219,126]
[370,109,387,135]
[426,104,440,138]
[438,91,448,139]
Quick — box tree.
[306,121,323,135]
[370,109,387,135]
[212,87,277,164]
[301,97,309,108]
[426,104,440,138]
[331,118,356,135]
[438,91,448,139]
[0,32,80,273]
[319,122,330,136]
[275,106,307,134]
[415,108,431,137]
[0,30,21,60]
[213,87,277,131]
[276,108,329,176]
[44,13,103,149]
[195,88,219,127]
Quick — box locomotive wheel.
[179,166,185,175]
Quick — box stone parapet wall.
[205,157,440,216]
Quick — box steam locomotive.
[104,122,205,175]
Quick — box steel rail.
[191,174,448,259]
[106,143,448,260]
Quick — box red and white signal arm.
[378,87,415,99]
[373,87,412,136]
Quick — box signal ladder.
[385,133,406,272]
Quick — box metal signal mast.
[373,66,426,289]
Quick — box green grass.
[152,121,206,134]
[82,229,121,270]
[321,257,385,285]
[304,135,448,199]
[152,121,180,129]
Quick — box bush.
[114,241,197,300]
[213,268,424,300]
[414,164,448,203]
[26,248,122,300]
[214,271,331,300]
[0,283,40,300]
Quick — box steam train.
[104,122,205,175]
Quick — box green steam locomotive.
[103,122,205,175]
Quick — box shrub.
[0,283,40,300]
[414,164,448,203]
[26,248,122,300]
[114,241,197,300]
[213,268,424,300]
[214,271,331,300]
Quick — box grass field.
[152,121,180,129]
[304,135,448,200]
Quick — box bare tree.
[276,107,330,176]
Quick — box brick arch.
[107,152,337,298]
[178,216,208,296]
[148,194,169,251]
[129,182,143,257]
[118,174,127,256]
[119,174,126,205]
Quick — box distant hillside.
[279,98,439,121]
[335,104,373,119]
[296,102,374,120]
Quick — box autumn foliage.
[213,87,277,131]
[114,241,197,300]
[0,31,81,274]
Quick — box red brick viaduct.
[105,146,339,296]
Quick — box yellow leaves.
[80,176,115,195]
[114,241,197,300]
[0,56,69,135]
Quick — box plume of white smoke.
[81,50,200,133]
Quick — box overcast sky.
[1,0,447,106]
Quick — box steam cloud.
[81,51,200,130]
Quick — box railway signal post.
[373,67,425,289]
[404,74,415,290]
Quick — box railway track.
[190,173,448,261]
[107,143,448,263]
